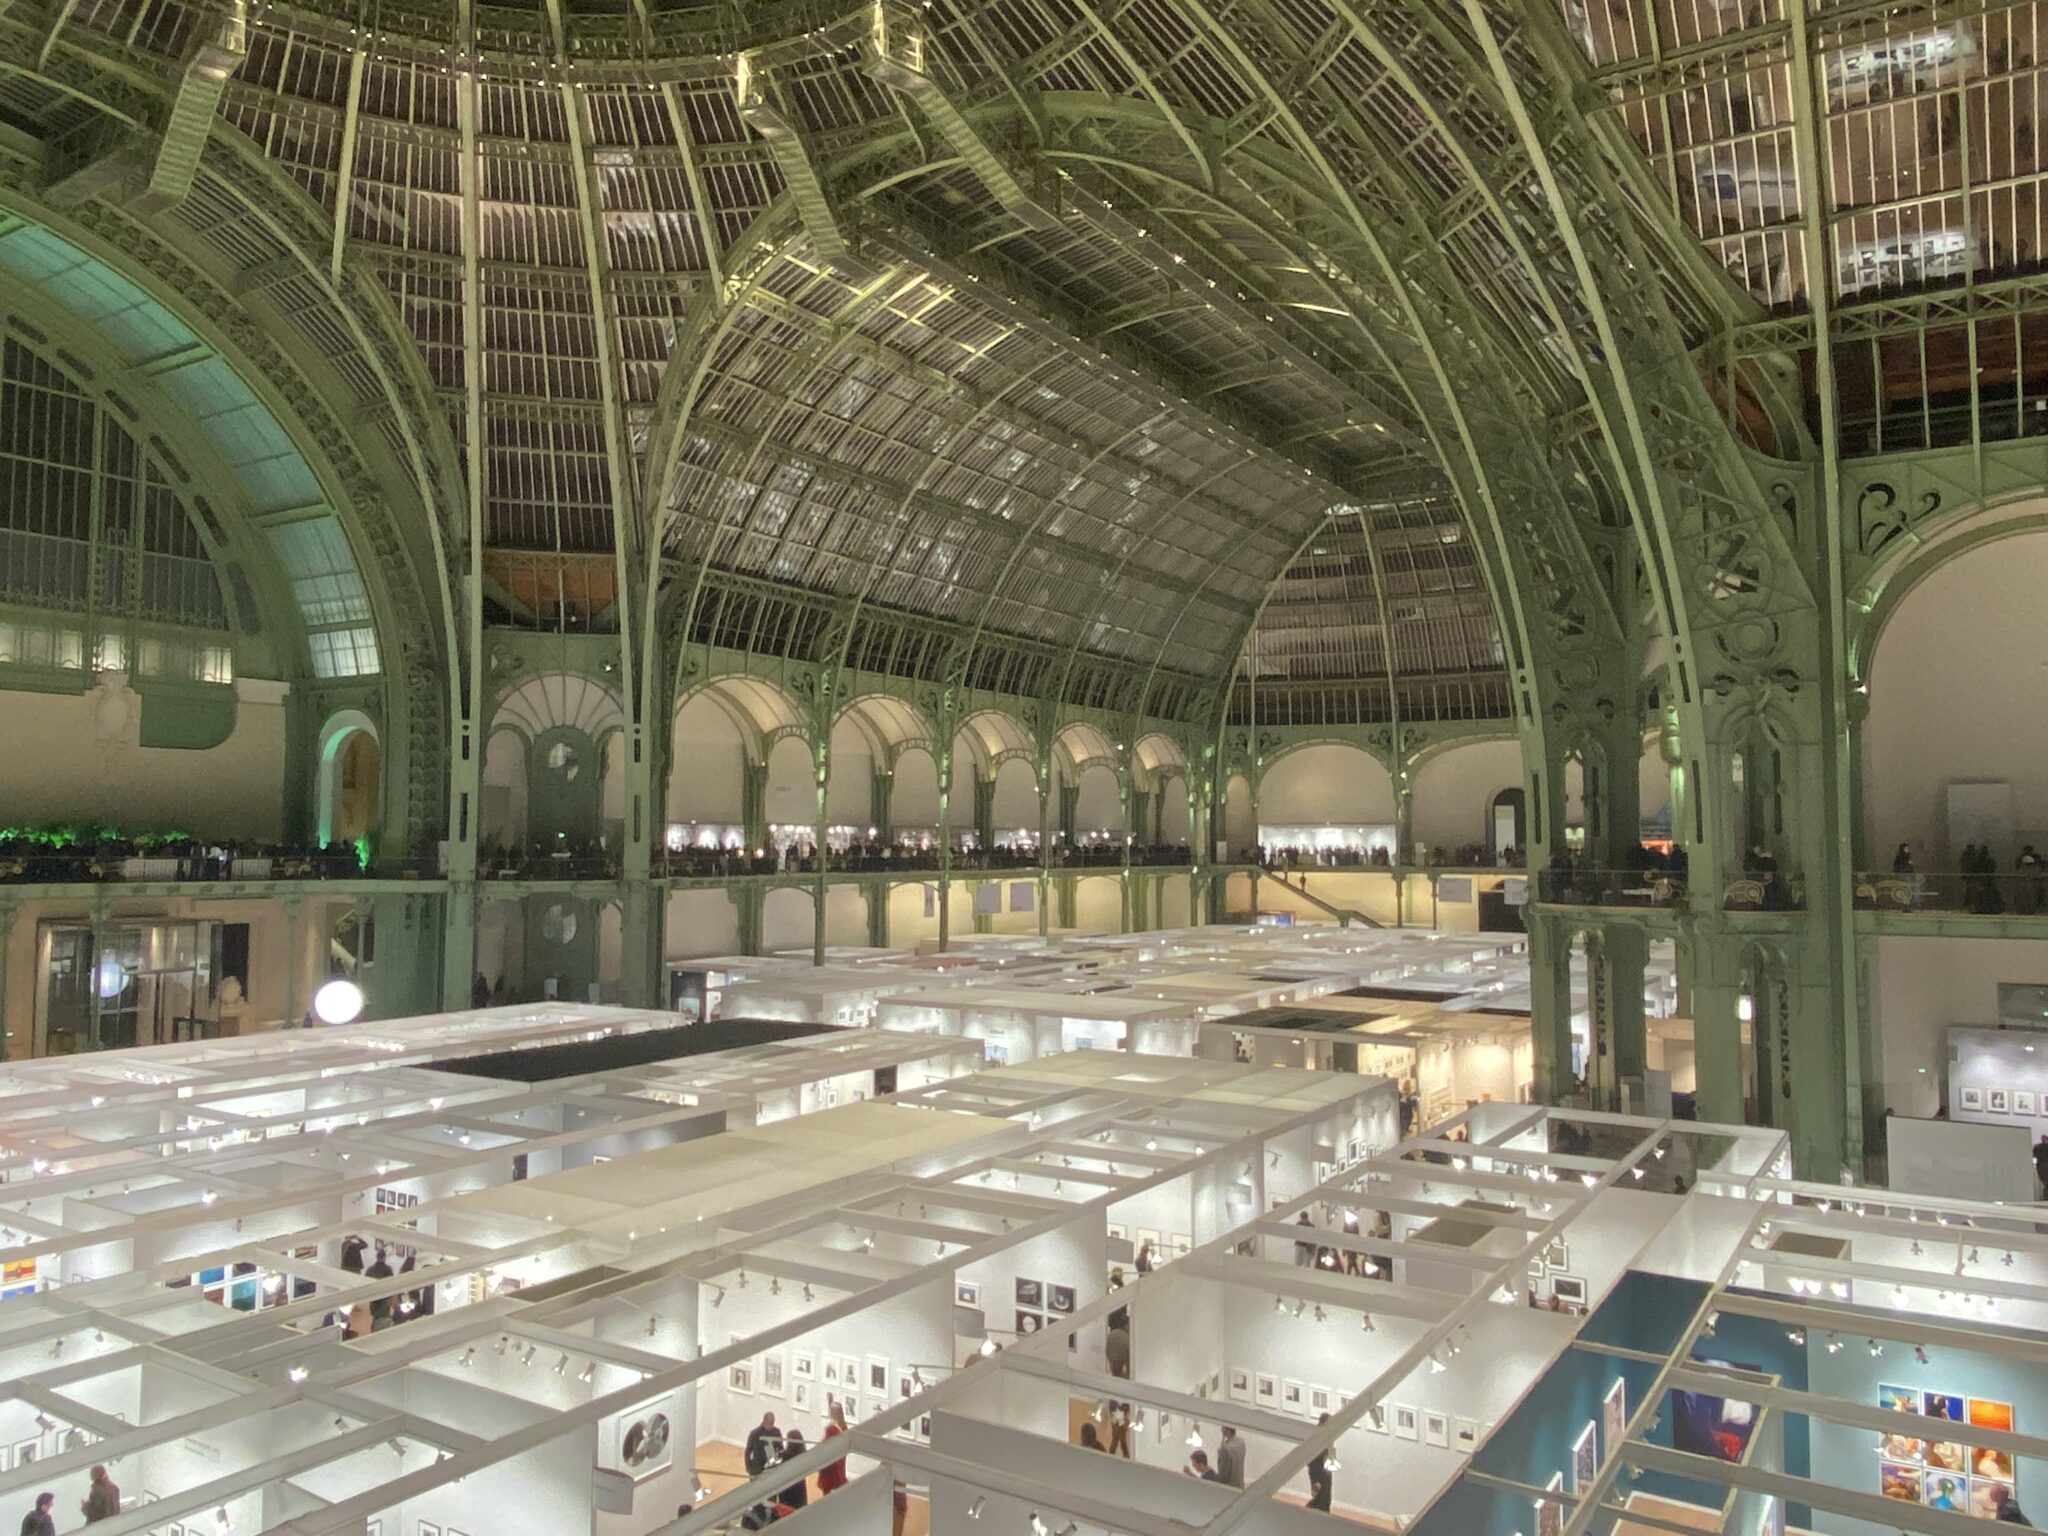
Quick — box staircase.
[1262,868,1386,929]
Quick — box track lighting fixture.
[458,1347,475,1367]
[288,1365,309,1383]
[803,1284,814,1303]
[737,1269,749,1288]
[578,1362,595,1383]
[1825,1334,1842,1354]
[554,1353,569,1375]
[966,1495,984,1518]
[521,1345,538,1366]
[1914,1344,1930,1365]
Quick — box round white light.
[95,958,127,999]
[312,978,364,1025]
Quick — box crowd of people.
[1262,842,1525,870]
[1889,841,2048,914]
[660,839,1196,878]
[0,832,368,883]
[13,1466,120,1534]
[331,1235,435,1338]
[729,1402,855,1528]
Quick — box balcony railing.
[1856,870,2048,915]
[1534,867,1687,908]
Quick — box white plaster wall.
[663,888,741,963]
[1871,933,2048,1116]
[826,717,875,827]
[1259,744,1395,826]
[1863,534,2048,865]
[891,747,939,829]
[668,693,747,824]
[764,736,816,832]
[1073,763,1123,832]
[1073,875,1123,935]
[0,676,287,840]
[761,888,815,953]
[1411,739,1522,856]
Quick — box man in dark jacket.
[81,1466,119,1523]
[744,1412,782,1477]
[1993,1484,2032,1524]
[18,1492,55,1536]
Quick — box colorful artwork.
[1924,1441,1967,1471]
[1968,1398,2015,1433]
[1603,1379,1627,1460]
[1672,1360,1760,1463]
[1922,1391,1965,1424]
[1879,1462,1923,1502]
[1924,1471,1968,1512]
[1878,1383,1919,1414]
[1971,1446,2016,1480]
[1972,1480,2018,1519]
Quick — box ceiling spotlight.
[554,1354,569,1375]
[1868,1339,1883,1358]
[691,1476,709,1504]
[387,1437,407,1458]
[1312,1305,1327,1323]
[521,1345,538,1367]
[458,1348,476,1368]
[287,1366,309,1384]
[578,1362,595,1383]
[333,1417,348,1430]
[32,1414,54,1433]
[1786,1328,1805,1346]
[1361,1314,1375,1332]
[1825,1334,1842,1354]
[967,1495,985,1519]
[770,1277,782,1297]
[495,1336,510,1355]
[802,1285,814,1303]
[645,1317,659,1337]
[737,1269,749,1289]
[1914,1344,1930,1365]
[711,1287,726,1307]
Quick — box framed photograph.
[420,1525,442,1536]
[822,1357,841,1387]
[1923,1470,1967,1511]
[1550,1273,1588,1314]
[368,1523,382,1536]
[761,1351,785,1398]
[1974,1480,2019,1519]
[1569,1421,1597,1490]
[729,1359,753,1394]
[1603,1379,1626,1458]
[2018,1091,2038,1115]
[1538,1473,1564,1536]
[868,1357,890,1394]
[1309,1385,1331,1414]
[1048,1284,1075,1314]
[1422,1410,1448,1449]
[898,1370,915,1400]
[1960,1087,1985,1111]
[1544,1238,1569,1270]
[1879,1428,1928,1463]
[599,1392,678,1482]
[1393,1403,1419,1441]
[839,1356,860,1390]
[919,1413,932,1440]
[792,1379,812,1413]
[1881,1460,1924,1502]
[792,1350,815,1380]
[955,1281,980,1308]
[1283,1380,1305,1414]
[1879,1383,1920,1415]
[1015,1278,1044,1308]
[12,1440,35,1467]
[1923,1391,1965,1424]
[1967,1398,2014,1433]
[1924,1441,1966,1472]
[1454,1417,1480,1452]
[1366,1404,1387,1434]
[1015,1309,1043,1335]
[1989,1089,2011,1114]
[866,1397,889,1424]
[1973,1446,2017,1480]
[1254,1373,1278,1407]
[1229,1368,1251,1404]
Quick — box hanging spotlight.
[1825,1334,1842,1354]
[578,1362,595,1383]
[458,1348,476,1368]
[967,1495,985,1518]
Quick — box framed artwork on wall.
[1392,1404,1419,1441]
[1229,1368,1251,1404]
[866,1397,889,1425]
[1015,1278,1043,1308]
[955,1281,979,1308]
[2018,1091,2038,1115]
[1544,1238,1569,1270]
[793,1380,812,1412]
[601,1393,677,1482]
[839,1356,861,1389]
[1537,1474,1563,1536]
[761,1352,785,1397]
[1309,1385,1331,1414]
[1454,1417,1479,1452]
[728,1359,753,1395]
[1366,1404,1386,1434]
[1425,1411,1450,1449]
[1879,1461,1921,1502]
[868,1357,890,1394]
[419,1524,441,1536]
[1603,1379,1627,1458]
[1048,1284,1075,1314]
[1282,1380,1304,1414]
[1254,1373,1277,1407]
[1989,1089,2011,1113]
[1015,1310,1043,1335]
[792,1351,815,1380]
[12,1441,36,1468]
[368,1522,382,1536]
[1960,1088,1985,1111]
[822,1357,841,1387]
[1569,1421,1597,1491]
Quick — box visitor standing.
[81,1466,119,1523]
[17,1493,54,1536]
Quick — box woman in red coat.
[817,1400,850,1493]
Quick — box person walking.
[817,1401,849,1494]
[777,1428,809,1511]
[2034,1134,2048,1198]
[743,1412,782,1477]
[1215,1426,1246,1488]
[81,1466,120,1523]
[1305,1415,1333,1511]
[1105,1319,1131,1378]
[18,1493,55,1536]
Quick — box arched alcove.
[314,710,381,850]
[992,757,1040,835]
[761,887,815,952]
[826,713,878,829]
[1863,532,2048,866]
[1158,773,1191,844]
[1074,762,1124,836]
[1259,744,1396,824]
[892,746,941,832]
[763,735,817,849]
[529,727,603,847]
[479,729,529,852]
[1223,775,1254,857]
[1410,738,1522,858]
[667,688,752,836]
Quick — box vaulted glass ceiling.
[0,0,1775,721]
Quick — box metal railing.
[1856,869,2048,915]
[1534,867,1688,907]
